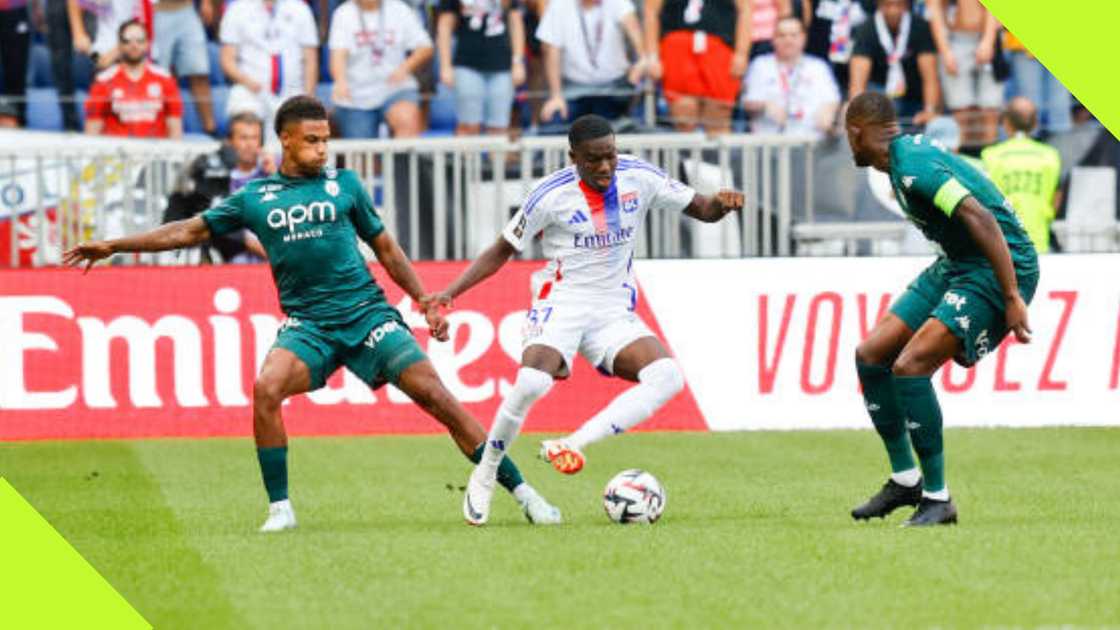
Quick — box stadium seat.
[28,43,54,88]
[1052,166,1120,252]
[26,88,64,131]
[428,83,457,133]
[208,42,226,86]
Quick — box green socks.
[856,362,917,473]
[470,443,525,492]
[257,446,289,503]
[894,376,946,494]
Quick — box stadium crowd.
[0,0,1086,143]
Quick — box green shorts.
[273,309,427,391]
[891,257,1040,367]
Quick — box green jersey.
[981,133,1061,253]
[201,167,388,324]
[888,134,1037,268]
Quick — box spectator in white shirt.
[743,16,840,139]
[219,0,319,140]
[535,0,646,124]
[330,0,434,138]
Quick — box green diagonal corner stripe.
[0,478,150,629]
[982,0,1120,138]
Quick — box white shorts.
[522,297,656,375]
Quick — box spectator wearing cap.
[535,0,647,124]
[436,0,526,135]
[220,0,319,141]
[800,0,875,94]
[329,0,433,138]
[981,97,1061,253]
[924,0,1002,147]
[0,0,31,125]
[849,0,939,127]
[743,15,840,140]
[644,0,750,133]
[84,19,183,138]
[152,0,218,135]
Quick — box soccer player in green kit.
[63,96,561,531]
[844,92,1039,526]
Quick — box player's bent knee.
[891,353,936,378]
[252,378,286,409]
[855,341,890,367]
[638,358,685,404]
[503,367,554,415]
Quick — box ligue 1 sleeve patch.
[933,177,970,217]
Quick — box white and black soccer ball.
[602,469,666,524]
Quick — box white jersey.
[220,0,319,97]
[328,0,433,109]
[502,155,696,307]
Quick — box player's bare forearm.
[684,190,745,223]
[370,231,427,301]
[63,216,211,271]
[956,198,1019,300]
[442,236,517,301]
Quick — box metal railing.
[0,130,817,267]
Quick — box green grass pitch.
[3,428,1119,628]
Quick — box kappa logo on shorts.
[363,320,402,349]
[902,176,916,189]
[975,329,991,359]
[944,292,967,312]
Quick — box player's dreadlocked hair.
[568,114,614,149]
[845,92,898,126]
[274,95,328,136]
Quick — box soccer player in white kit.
[425,115,744,525]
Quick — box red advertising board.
[0,262,705,440]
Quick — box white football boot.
[517,487,563,525]
[259,499,297,533]
[463,465,496,526]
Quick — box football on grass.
[603,469,666,524]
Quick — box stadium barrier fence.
[0,130,817,267]
[1,255,1114,439]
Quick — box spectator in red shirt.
[84,19,183,138]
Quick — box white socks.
[481,367,554,471]
[923,488,950,501]
[891,468,921,487]
[567,358,684,451]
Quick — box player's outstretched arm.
[683,190,745,223]
[368,230,450,341]
[62,215,212,273]
[427,235,517,308]
[955,196,1031,343]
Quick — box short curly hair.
[274,95,328,136]
[845,92,898,126]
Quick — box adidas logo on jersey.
[568,210,589,224]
